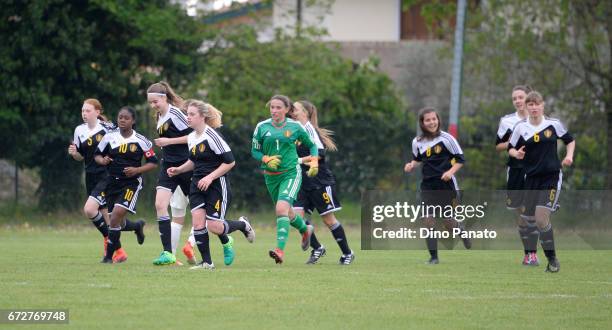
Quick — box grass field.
[1,222,612,329]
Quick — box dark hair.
[418,107,441,140]
[267,95,294,112]
[119,106,137,128]
[512,85,532,94]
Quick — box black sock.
[426,236,438,259]
[106,227,121,259]
[218,233,229,245]
[121,218,138,232]
[194,228,212,264]
[518,225,531,255]
[527,221,539,254]
[225,220,246,234]
[539,224,556,260]
[305,220,322,249]
[90,212,108,237]
[158,216,172,252]
[330,222,350,254]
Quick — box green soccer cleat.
[152,251,176,265]
[222,236,235,266]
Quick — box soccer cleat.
[135,220,146,245]
[306,246,326,264]
[545,258,560,273]
[426,257,439,265]
[182,242,197,265]
[100,256,113,264]
[269,248,284,264]
[153,251,176,265]
[240,216,255,243]
[189,261,215,270]
[112,248,128,263]
[339,251,355,265]
[300,224,314,251]
[528,252,540,266]
[522,252,540,266]
[521,253,530,265]
[222,236,235,266]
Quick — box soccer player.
[508,91,575,273]
[496,85,540,266]
[167,100,254,270]
[251,95,318,264]
[68,99,135,262]
[404,107,470,264]
[147,81,210,266]
[289,100,354,265]
[95,106,158,264]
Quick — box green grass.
[1,224,611,329]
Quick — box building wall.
[274,0,401,42]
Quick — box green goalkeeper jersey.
[251,118,318,172]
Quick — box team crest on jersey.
[543,129,552,138]
[164,122,169,131]
[199,143,205,153]
[450,158,456,166]
[129,144,137,152]
[96,134,102,142]
[434,145,442,154]
[284,130,291,138]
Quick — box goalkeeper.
[251,95,319,264]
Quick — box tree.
[188,26,408,209]
[0,0,206,209]
[402,0,611,189]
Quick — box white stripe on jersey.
[508,117,568,147]
[304,122,324,149]
[413,131,463,156]
[496,112,523,139]
[205,127,231,154]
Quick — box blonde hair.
[147,81,185,118]
[184,99,223,129]
[84,98,108,121]
[294,100,337,152]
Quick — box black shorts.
[189,175,231,221]
[294,185,342,215]
[420,177,459,218]
[86,171,108,207]
[157,160,192,194]
[105,176,143,214]
[505,167,526,209]
[522,171,562,216]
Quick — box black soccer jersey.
[496,112,525,168]
[188,126,235,178]
[73,119,116,174]
[508,118,574,177]
[296,122,335,190]
[157,105,193,164]
[411,131,465,180]
[96,130,158,179]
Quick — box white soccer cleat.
[239,216,255,243]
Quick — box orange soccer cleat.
[113,248,128,263]
[182,242,196,265]
[269,248,284,264]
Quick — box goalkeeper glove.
[262,155,282,170]
[306,157,318,177]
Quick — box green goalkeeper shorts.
[264,166,302,205]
